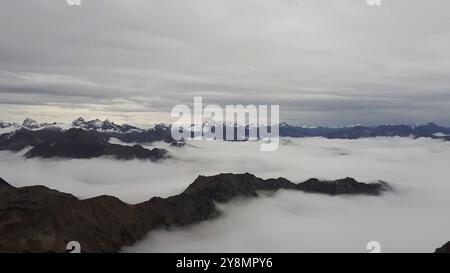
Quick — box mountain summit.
[71,117,139,132]
[21,118,40,129]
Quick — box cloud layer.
[1,137,450,252]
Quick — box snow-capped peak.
[102,119,117,130]
[72,117,86,127]
[70,117,139,132]
[22,118,40,129]
[153,123,171,132]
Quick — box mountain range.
[23,128,168,161]
[0,118,179,160]
[1,119,450,253]
[279,122,450,140]
[0,127,169,161]
[1,118,449,160]
[1,118,449,143]
[0,173,392,253]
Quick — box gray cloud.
[1,0,450,126]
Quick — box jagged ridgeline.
[1,118,450,153]
[8,118,191,152]
[0,173,392,253]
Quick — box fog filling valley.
[1,137,449,252]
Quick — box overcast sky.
[1,0,449,126]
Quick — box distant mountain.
[279,122,450,140]
[71,117,140,132]
[24,128,168,161]
[1,118,449,146]
[0,117,144,134]
[178,121,450,141]
[0,121,16,128]
[71,118,177,144]
[174,121,450,140]
[21,118,40,129]
[0,173,391,252]
[0,118,180,153]
[108,123,175,144]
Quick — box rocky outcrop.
[0,177,11,188]
[0,173,391,253]
[23,128,168,161]
[435,241,450,253]
[0,182,140,252]
[297,177,391,195]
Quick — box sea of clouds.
[1,137,449,252]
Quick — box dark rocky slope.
[0,120,177,151]
[23,128,168,161]
[0,125,178,154]
[0,128,63,152]
[0,173,390,253]
[435,241,450,253]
